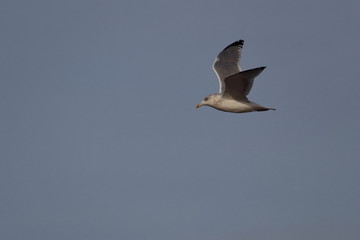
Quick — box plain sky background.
[1,0,360,239]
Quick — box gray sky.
[1,0,360,239]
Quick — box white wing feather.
[212,40,244,94]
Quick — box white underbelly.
[215,99,254,113]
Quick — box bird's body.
[205,94,273,113]
[196,40,275,113]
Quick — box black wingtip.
[223,39,244,50]
[251,66,266,72]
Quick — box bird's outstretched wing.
[213,40,244,94]
[222,67,266,100]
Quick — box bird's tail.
[256,107,276,112]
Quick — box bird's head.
[195,94,219,109]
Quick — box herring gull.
[195,40,275,113]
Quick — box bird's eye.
[204,97,208,101]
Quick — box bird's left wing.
[222,67,266,100]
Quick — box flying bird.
[195,40,275,113]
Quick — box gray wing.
[222,67,266,100]
[213,40,244,94]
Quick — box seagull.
[195,40,275,113]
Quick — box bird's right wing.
[213,40,244,94]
